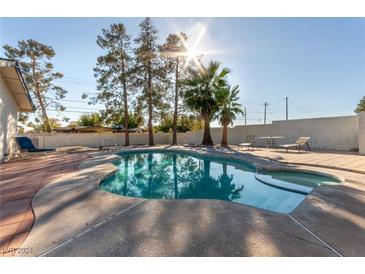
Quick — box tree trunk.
[221,123,228,146]
[147,62,154,146]
[203,159,211,178]
[38,94,51,133]
[123,94,129,146]
[223,163,227,177]
[172,58,179,145]
[122,156,129,195]
[147,153,153,192]
[173,154,178,199]
[202,117,213,146]
[32,58,51,133]
[121,58,129,146]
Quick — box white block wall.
[359,112,365,155]
[26,114,363,152]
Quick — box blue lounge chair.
[14,136,55,158]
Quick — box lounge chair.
[14,136,56,158]
[278,137,311,152]
[238,135,256,150]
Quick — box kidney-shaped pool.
[100,150,341,214]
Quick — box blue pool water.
[100,151,341,214]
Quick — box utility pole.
[285,97,289,120]
[264,102,268,124]
[244,107,247,126]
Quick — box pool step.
[255,174,313,195]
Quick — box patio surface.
[235,147,365,174]
[0,153,90,256]
[1,146,365,256]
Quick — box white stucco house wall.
[0,58,34,162]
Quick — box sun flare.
[165,19,209,73]
[178,25,206,72]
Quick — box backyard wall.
[171,115,360,151]
[28,132,170,149]
[359,112,365,155]
[213,115,359,150]
[26,114,363,152]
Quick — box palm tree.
[215,85,243,146]
[184,61,230,146]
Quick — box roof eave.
[0,57,36,112]
[13,61,36,112]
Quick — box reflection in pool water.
[100,151,340,214]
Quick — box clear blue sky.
[1,17,364,125]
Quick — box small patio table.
[258,136,286,149]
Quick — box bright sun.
[186,47,198,61]
[164,19,209,73]
[179,25,206,72]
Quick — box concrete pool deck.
[0,153,91,256]
[1,146,365,256]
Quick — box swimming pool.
[100,150,341,214]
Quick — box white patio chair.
[238,135,256,150]
[278,137,311,152]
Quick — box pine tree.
[93,23,133,146]
[355,96,365,113]
[161,33,189,145]
[3,39,68,132]
[134,17,168,146]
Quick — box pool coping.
[89,148,365,256]
[107,146,346,183]
[18,146,365,256]
[99,146,345,209]
[19,159,338,257]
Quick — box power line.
[62,76,95,83]
[47,109,95,114]
[64,106,104,111]
[264,102,269,124]
[286,96,289,120]
[244,107,247,126]
[62,99,93,103]
[55,80,96,88]
[58,80,95,86]
[289,98,351,111]
[270,98,286,106]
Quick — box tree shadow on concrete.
[41,196,336,257]
[292,184,365,256]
